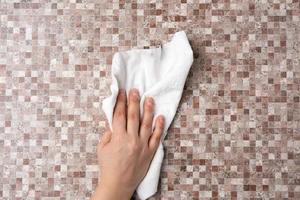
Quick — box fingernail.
[131,88,140,100]
[159,116,164,123]
[119,89,125,95]
[118,89,126,98]
[146,97,154,106]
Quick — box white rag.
[102,31,193,199]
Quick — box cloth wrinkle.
[102,31,193,199]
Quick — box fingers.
[112,89,127,133]
[127,89,140,137]
[140,97,154,141]
[149,115,164,150]
[99,129,112,147]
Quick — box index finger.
[112,89,127,134]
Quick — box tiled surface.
[0,0,300,199]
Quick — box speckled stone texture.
[0,0,299,199]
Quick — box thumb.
[99,129,112,147]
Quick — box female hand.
[91,88,165,200]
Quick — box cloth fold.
[102,31,193,199]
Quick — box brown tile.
[1,0,299,199]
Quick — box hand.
[91,88,165,200]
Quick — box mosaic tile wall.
[0,0,299,199]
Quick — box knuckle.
[154,134,161,143]
[132,144,140,151]
[114,134,123,142]
[117,96,125,104]
[128,112,138,120]
[142,146,151,156]
[153,130,162,141]
[129,141,140,153]
[115,109,124,118]
[118,94,125,100]
[142,122,151,130]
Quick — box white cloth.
[102,31,193,199]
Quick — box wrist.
[91,182,134,200]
